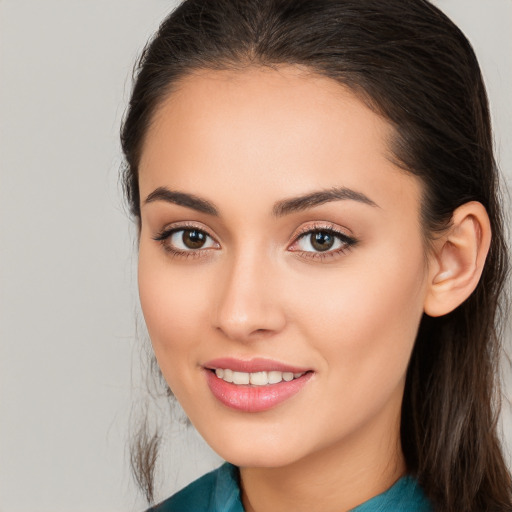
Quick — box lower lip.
[205,370,313,412]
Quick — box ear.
[423,201,491,317]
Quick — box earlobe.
[424,202,491,317]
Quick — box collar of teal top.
[151,462,433,512]
[214,463,432,512]
[213,463,244,511]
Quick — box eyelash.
[153,223,358,261]
[291,223,358,260]
[153,223,218,260]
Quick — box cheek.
[137,244,210,365]
[290,238,427,396]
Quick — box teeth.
[214,369,305,386]
[232,371,250,385]
[249,371,268,386]
[268,371,283,384]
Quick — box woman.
[121,0,512,510]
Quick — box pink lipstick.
[203,358,313,412]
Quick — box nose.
[212,251,287,343]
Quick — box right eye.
[154,227,219,256]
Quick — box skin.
[137,66,433,512]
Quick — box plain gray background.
[0,1,510,511]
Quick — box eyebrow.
[144,187,219,215]
[143,186,378,216]
[272,187,378,216]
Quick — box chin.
[219,449,300,469]
[201,429,309,469]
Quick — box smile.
[203,358,314,412]
[213,368,306,386]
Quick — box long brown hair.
[121,1,512,509]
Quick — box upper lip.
[203,357,311,374]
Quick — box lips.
[203,358,313,412]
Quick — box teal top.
[149,462,433,511]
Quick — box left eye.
[167,229,217,251]
[294,230,352,253]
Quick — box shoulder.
[351,475,433,512]
[147,463,243,512]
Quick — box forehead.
[138,65,420,216]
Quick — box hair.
[120,0,512,510]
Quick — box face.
[137,66,430,469]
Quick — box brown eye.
[310,231,335,252]
[157,228,218,253]
[182,229,207,249]
[292,228,356,256]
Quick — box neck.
[240,406,405,512]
